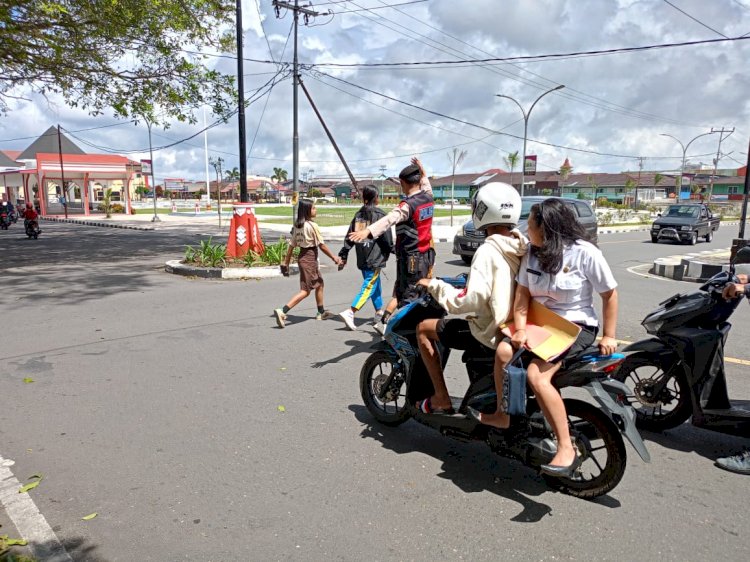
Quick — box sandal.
[416,397,455,415]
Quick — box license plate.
[469,242,479,248]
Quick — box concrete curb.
[165,259,300,280]
[42,216,155,231]
[650,249,739,283]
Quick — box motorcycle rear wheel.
[614,352,692,431]
[360,351,411,427]
[543,399,627,499]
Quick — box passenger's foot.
[471,409,511,429]
[274,308,287,328]
[339,309,357,331]
[316,310,334,321]
[416,397,454,415]
[373,319,387,336]
[546,446,578,470]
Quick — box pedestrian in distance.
[472,198,619,479]
[348,157,434,334]
[338,185,394,331]
[274,199,342,328]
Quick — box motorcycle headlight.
[680,226,691,231]
[643,319,664,334]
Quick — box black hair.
[359,184,379,222]
[398,163,421,185]
[295,198,314,229]
[530,198,593,275]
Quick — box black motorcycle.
[0,211,9,230]
[24,218,41,239]
[359,276,650,499]
[615,247,750,436]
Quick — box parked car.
[453,196,598,264]
[650,203,720,245]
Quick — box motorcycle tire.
[543,399,627,499]
[614,352,692,431]
[360,351,411,427]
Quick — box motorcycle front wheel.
[543,399,627,499]
[614,352,691,431]
[360,351,411,427]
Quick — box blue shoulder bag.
[502,348,528,416]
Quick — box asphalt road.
[1,222,749,561]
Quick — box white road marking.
[626,263,674,281]
[0,455,72,562]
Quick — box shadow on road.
[640,423,750,462]
[349,404,622,521]
[311,332,381,368]
[1,263,154,310]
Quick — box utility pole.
[273,0,320,216]
[380,164,387,200]
[236,0,249,203]
[56,125,68,219]
[738,136,750,239]
[210,157,224,229]
[708,127,735,202]
[634,157,643,210]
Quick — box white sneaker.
[274,308,287,328]
[339,309,357,331]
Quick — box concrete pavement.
[1,222,749,561]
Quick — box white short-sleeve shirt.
[516,240,617,327]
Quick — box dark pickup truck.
[651,203,720,245]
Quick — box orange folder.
[501,300,582,362]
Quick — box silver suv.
[452,196,599,264]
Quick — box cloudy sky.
[1,0,749,182]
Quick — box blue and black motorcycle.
[359,275,650,498]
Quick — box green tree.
[102,187,113,218]
[0,1,236,124]
[587,175,600,206]
[224,167,240,183]
[504,151,519,187]
[271,167,288,183]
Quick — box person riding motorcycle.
[22,202,39,229]
[413,183,528,414]
[715,273,750,475]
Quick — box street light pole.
[146,119,160,222]
[660,131,717,200]
[496,85,565,197]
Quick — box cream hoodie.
[427,230,528,349]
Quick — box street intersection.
[1,222,749,561]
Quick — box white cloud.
[1,0,749,181]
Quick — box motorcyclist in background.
[716,274,750,475]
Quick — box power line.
[662,0,729,38]
[311,69,716,161]
[369,0,705,128]
[333,0,428,13]
[0,122,129,144]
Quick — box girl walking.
[337,185,393,330]
[274,199,342,328]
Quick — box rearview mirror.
[657,213,662,217]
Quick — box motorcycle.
[0,210,9,230]
[615,246,750,436]
[359,275,650,499]
[24,219,41,239]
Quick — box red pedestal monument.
[227,203,264,258]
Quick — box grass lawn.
[256,206,471,227]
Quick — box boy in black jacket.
[338,185,394,330]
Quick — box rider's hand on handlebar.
[738,274,749,284]
[510,329,527,349]
[598,336,618,356]
[723,282,746,300]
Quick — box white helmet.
[471,182,522,230]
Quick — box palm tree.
[504,151,519,188]
[224,167,239,201]
[559,158,573,196]
[271,167,288,183]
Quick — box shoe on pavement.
[274,308,287,328]
[316,310,334,321]
[715,449,750,475]
[373,320,387,336]
[339,309,357,331]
